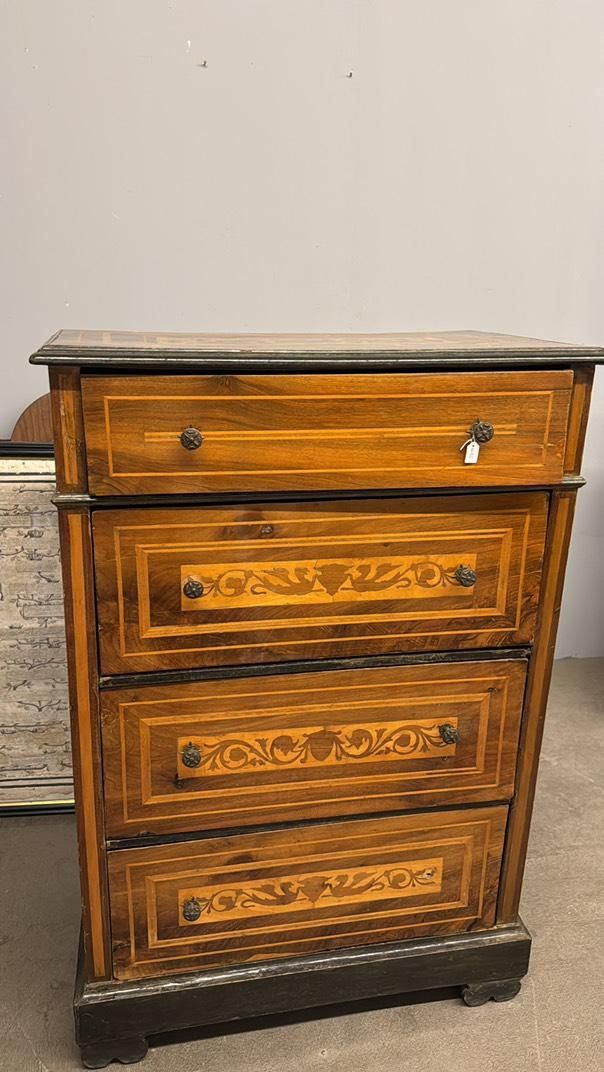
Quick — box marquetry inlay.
[92,493,547,673]
[176,718,457,778]
[180,556,477,611]
[100,658,526,837]
[107,805,508,977]
[180,858,444,925]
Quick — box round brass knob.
[439,723,461,745]
[180,426,203,450]
[470,419,494,444]
[182,898,202,922]
[454,564,477,587]
[181,742,202,769]
[183,577,204,599]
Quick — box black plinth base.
[75,920,531,1068]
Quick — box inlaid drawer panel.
[81,370,572,496]
[101,660,526,837]
[93,493,547,673]
[108,806,507,978]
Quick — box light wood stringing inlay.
[39,327,594,355]
[100,660,525,837]
[67,513,106,978]
[49,368,88,493]
[81,370,573,495]
[107,808,506,977]
[93,495,545,673]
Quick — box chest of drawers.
[32,329,603,1068]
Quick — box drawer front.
[102,660,525,837]
[81,370,572,495]
[108,806,507,978]
[94,493,547,673]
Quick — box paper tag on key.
[464,438,480,464]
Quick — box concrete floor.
[0,657,603,1072]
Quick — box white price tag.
[464,439,480,464]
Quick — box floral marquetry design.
[180,554,478,611]
[177,718,459,777]
[180,858,443,924]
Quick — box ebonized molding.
[99,646,531,691]
[75,922,531,1056]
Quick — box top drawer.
[81,370,572,496]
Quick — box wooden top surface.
[30,328,604,369]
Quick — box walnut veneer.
[32,329,603,1068]
[101,659,526,837]
[93,493,547,672]
[80,370,572,494]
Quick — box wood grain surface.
[101,659,525,837]
[93,493,548,673]
[497,488,578,921]
[9,393,53,443]
[563,365,595,474]
[80,370,572,495]
[108,806,507,979]
[58,510,111,978]
[49,368,88,494]
[32,327,604,362]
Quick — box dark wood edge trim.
[74,921,531,1045]
[497,488,577,921]
[0,441,54,457]
[31,348,604,367]
[99,646,530,692]
[53,476,586,511]
[59,509,111,979]
[106,797,512,852]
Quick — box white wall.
[1,1,603,655]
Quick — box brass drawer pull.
[183,577,204,599]
[182,898,202,922]
[454,564,477,587]
[470,419,494,444]
[180,426,203,450]
[181,742,202,768]
[439,723,461,745]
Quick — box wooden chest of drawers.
[32,329,603,1068]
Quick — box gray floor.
[1,657,603,1072]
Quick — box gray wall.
[2,2,603,655]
